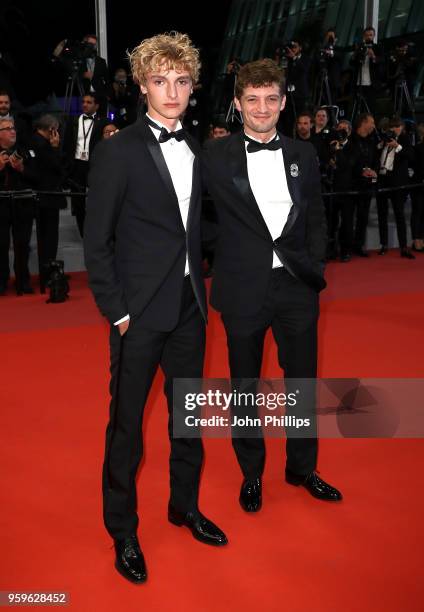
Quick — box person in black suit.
[350,27,384,116]
[63,93,103,237]
[84,32,227,585]
[411,123,424,252]
[79,34,111,103]
[30,114,67,285]
[280,39,311,136]
[0,117,36,295]
[376,116,415,258]
[202,59,342,515]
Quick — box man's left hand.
[9,156,24,172]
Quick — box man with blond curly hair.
[84,32,227,585]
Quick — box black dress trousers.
[222,267,319,481]
[103,277,205,540]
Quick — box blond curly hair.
[128,32,201,85]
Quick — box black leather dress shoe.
[239,477,262,512]
[378,246,388,255]
[168,506,228,546]
[400,248,415,259]
[340,252,351,263]
[0,281,7,296]
[286,470,342,501]
[114,535,147,584]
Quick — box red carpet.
[1,250,424,611]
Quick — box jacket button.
[273,241,279,247]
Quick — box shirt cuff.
[114,314,130,326]
[395,144,402,153]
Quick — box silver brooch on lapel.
[290,163,299,177]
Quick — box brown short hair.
[128,31,201,85]
[235,58,285,99]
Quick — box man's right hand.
[118,320,130,336]
[0,152,9,171]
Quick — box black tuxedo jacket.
[379,133,414,187]
[202,131,327,317]
[84,116,207,330]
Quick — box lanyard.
[82,117,94,151]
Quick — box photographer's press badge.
[290,163,299,177]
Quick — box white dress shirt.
[245,133,293,268]
[379,140,402,174]
[74,113,96,160]
[358,54,372,86]
[114,114,194,326]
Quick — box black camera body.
[62,39,96,67]
[381,129,397,143]
[358,42,372,61]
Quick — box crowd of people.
[1,28,424,297]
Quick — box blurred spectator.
[0,90,31,145]
[31,114,67,284]
[102,121,119,139]
[350,112,379,257]
[411,123,424,253]
[295,111,314,142]
[110,68,139,126]
[315,28,342,107]
[376,116,415,258]
[63,94,103,237]
[209,119,230,140]
[387,40,417,117]
[0,117,37,294]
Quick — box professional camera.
[381,129,397,143]
[60,39,96,68]
[329,129,349,152]
[357,42,373,61]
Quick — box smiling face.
[140,67,192,130]
[235,83,285,141]
[0,94,11,117]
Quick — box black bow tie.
[245,134,282,153]
[145,115,185,143]
[83,115,94,120]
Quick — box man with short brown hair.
[203,58,342,514]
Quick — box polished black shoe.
[400,248,415,259]
[0,281,7,296]
[340,252,351,263]
[286,470,342,501]
[114,535,147,584]
[168,505,228,546]
[378,246,388,255]
[353,247,369,258]
[239,477,262,512]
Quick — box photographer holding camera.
[53,34,111,115]
[315,28,342,107]
[325,120,358,261]
[0,117,37,295]
[376,116,415,258]
[350,27,384,116]
[387,40,417,116]
[281,39,310,135]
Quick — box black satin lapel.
[230,133,271,238]
[187,157,200,230]
[139,118,178,202]
[280,135,301,235]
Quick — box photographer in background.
[350,27,384,116]
[0,117,36,295]
[326,120,357,261]
[53,34,111,115]
[110,68,139,126]
[350,112,379,257]
[31,114,67,286]
[281,39,310,135]
[411,123,424,253]
[315,28,342,106]
[387,40,417,116]
[376,116,415,259]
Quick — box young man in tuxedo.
[84,32,227,585]
[202,59,342,514]
[63,93,102,237]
